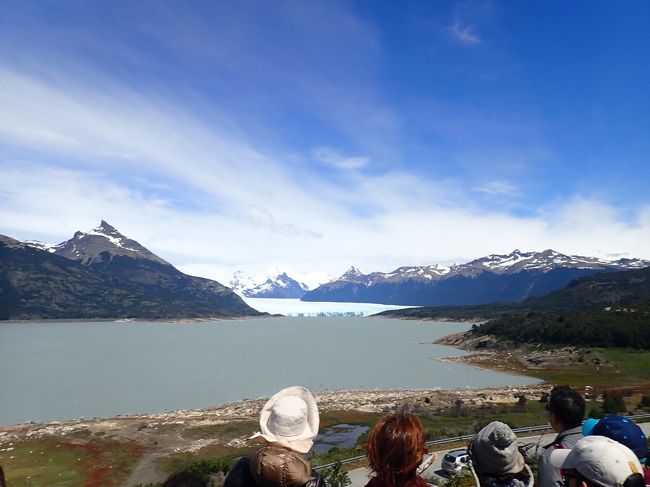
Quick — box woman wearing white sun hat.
[224,386,325,487]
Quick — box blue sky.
[1,1,649,285]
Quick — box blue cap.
[582,417,599,436]
[590,414,648,461]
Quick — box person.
[550,435,645,487]
[468,421,533,487]
[364,412,428,487]
[224,386,324,487]
[582,414,650,486]
[163,471,208,487]
[538,386,585,487]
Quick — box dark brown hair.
[366,413,427,487]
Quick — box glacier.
[242,297,416,317]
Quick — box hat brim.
[550,448,574,469]
[509,453,527,475]
[251,386,319,453]
[582,418,599,437]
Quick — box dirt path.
[124,451,167,486]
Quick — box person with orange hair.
[365,413,430,487]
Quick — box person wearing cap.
[224,386,324,487]
[468,421,533,487]
[538,386,585,487]
[550,435,645,487]
[582,414,650,486]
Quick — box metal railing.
[313,413,650,471]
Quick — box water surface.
[0,317,538,425]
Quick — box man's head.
[551,436,643,487]
[546,386,585,432]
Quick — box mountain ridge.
[375,265,650,321]
[229,270,309,298]
[303,249,650,306]
[1,222,261,320]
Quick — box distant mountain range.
[302,249,650,306]
[0,221,261,320]
[376,263,650,321]
[229,270,310,299]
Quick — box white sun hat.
[249,386,319,454]
[550,435,642,487]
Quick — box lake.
[0,316,538,426]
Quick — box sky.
[1,1,649,286]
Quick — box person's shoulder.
[224,456,253,487]
[250,446,313,487]
[559,426,583,447]
[306,471,326,487]
[363,477,382,487]
[642,465,650,487]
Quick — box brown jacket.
[225,446,325,487]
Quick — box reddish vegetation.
[62,440,145,487]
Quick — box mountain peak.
[340,266,363,280]
[51,221,170,266]
[230,270,309,298]
[96,220,117,233]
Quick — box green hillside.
[377,266,650,348]
[376,265,650,320]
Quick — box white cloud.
[474,180,519,196]
[312,147,370,170]
[1,65,649,282]
[4,160,649,281]
[448,22,482,45]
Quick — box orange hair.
[365,413,428,487]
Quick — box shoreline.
[0,314,278,324]
[0,384,550,437]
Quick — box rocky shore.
[0,385,549,444]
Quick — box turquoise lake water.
[0,317,538,425]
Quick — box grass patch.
[532,349,650,387]
[468,347,650,388]
[157,445,255,478]
[0,436,143,487]
[598,349,650,384]
[180,420,257,441]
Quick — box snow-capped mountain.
[23,240,63,253]
[302,249,650,306]
[3,221,260,319]
[24,220,169,266]
[230,270,310,299]
[458,249,649,275]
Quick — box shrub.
[587,407,603,419]
[638,394,650,409]
[319,461,351,487]
[602,393,627,414]
[440,471,475,487]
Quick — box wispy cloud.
[448,22,482,45]
[312,147,370,171]
[2,62,649,282]
[473,180,519,196]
